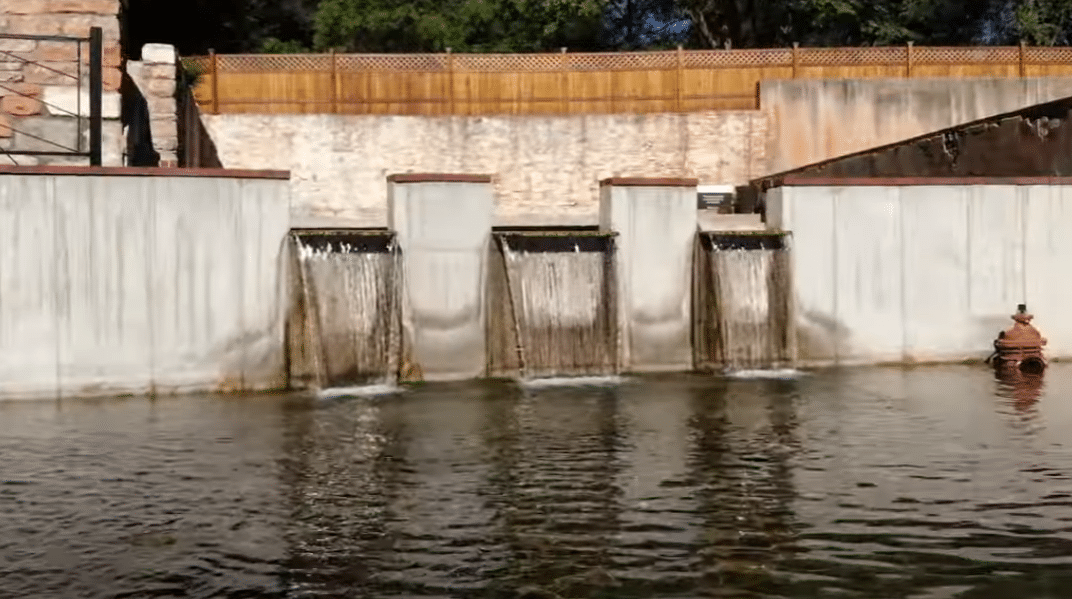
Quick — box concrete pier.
[388,174,495,381]
[600,178,699,372]
[0,166,291,400]
[766,181,1072,364]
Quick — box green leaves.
[312,0,607,52]
[1013,0,1072,45]
[151,0,1072,55]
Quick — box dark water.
[3,365,1072,599]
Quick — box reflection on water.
[994,366,1047,413]
[5,366,1072,598]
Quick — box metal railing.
[0,26,103,165]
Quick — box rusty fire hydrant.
[988,304,1048,374]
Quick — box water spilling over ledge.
[287,230,402,389]
[694,231,794,372]
[487,230,620,380]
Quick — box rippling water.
[4,365,1072,598]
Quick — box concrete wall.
[761,78,1072,175]
[0,0,124,165]
[600,180,698,372]
[767,184,1072,365]
[203,111,766,227]
[388,177,494,381]
[0,168,291,400]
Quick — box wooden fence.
[182,44,1072,116]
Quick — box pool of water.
[3,364,1072,598]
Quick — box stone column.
[388,174,494,382]
[126,43,178,166]
[599,177,699,372]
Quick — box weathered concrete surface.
[755,96,1072,183]
[762,78,1072,175]
[600,182,697,372]
[698,213,764,231]
[0,173,291,400]
[767,184,1072,365]
[388,179,494,381]
[203,112,766,226]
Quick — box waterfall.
[287,231,402,389]
[696,233,793,371]
[487,233,618,379]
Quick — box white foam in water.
[519,375,627,388]
[317,384,402,400]
[724,369,807,380]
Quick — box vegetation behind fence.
[183,45,1072,116]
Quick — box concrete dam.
[285,175,794,391]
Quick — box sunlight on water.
[518,375,628,388]
[723,368,808,380]
[6,366,1072,598]
[317,384,403,400]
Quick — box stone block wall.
[126,43,177,165]
[202,111,768,227]
[0,0,124,165]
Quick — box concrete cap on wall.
[599,177,699,187]
[387,173,493,184]
[0,165,290,180]
[775,175,1072,187]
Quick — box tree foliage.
[125,0,318,55]
[673,0,1072,49]
[312,0,606,52]
[127,0,1072,56]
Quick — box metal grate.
[0,29,104,165]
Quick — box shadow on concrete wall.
[121,71,158,167]
[177,85,221,168]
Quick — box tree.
[668,0,999,49]
[125,0,318,55]
[127,0,1072,55]
[602,0,690,49]
[312,0,606,52]
[983,0,1072,45]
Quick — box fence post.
[792,42,799,78]
[209,49,219,114]
[446,47,454,115]
[88,26,102,166]
[906,41,914,77]
[363,55,372,115]
[330,49,338,114]
[560,47,569,114]
[676,44,684,112]
[1019,40,1027,78]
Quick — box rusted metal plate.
[0,165,290,179]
